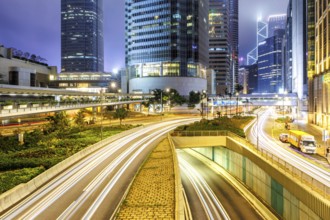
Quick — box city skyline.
[0,0,288,72]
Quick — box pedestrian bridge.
[212,93,299,107]
[170,130,330,220]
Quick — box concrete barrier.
[0,126,144,213]
[170,135,330,219]
[168,134,188,220]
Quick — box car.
[279,133,289,143]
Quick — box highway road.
[0,118,197,219]
[247,108,330,187]
[178,150,263,220]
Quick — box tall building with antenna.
[247,17,268,65]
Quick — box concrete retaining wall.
[0,126,144,213]
[192,137,330,219]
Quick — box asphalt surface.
[1,118,198,219]
[178,150,263,220]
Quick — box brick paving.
[116,138,175,220]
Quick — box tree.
[74,110,86,127]
[165,89,186,108]
[235,84,244,94]
[45,111,70,133]
[113,107,129,126]
[141,101,152,115]
[188,91,201,107]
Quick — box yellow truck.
[288,130,317,154]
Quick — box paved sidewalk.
[116,138,175,220]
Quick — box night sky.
[0,0,288,72]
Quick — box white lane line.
[81,122,189,219]
[2,119,196,219]
[179,156,230,220]
[59,124,181,220]
[251,109,330,186]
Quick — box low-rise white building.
[0,45,57,87]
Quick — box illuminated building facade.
[268,14,287,37]
[209,0,230,95]
[311,0,330,127]
[247,18,268,65]
[125,0,208,95]
[257,29,285,93]
[61,0,104,72]
[229,0,239,93]
[307,0,315,122]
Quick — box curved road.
[178,150,263,220]
[0,118,198,219]
[247,108,330,187]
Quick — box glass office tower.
[257,29,285,93]
[61,0,104,72]
[125,0,209,95]
[229,0,239,93]
[209,0,230,95]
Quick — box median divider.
[0,125,145,213]
[168,133,191,220]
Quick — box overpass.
[0,84,152,119]
[211,93,298,107]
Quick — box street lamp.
[235,92,239,116]
[165,88,170,112]
[314,97,317,124]
[256,113,259,150]
[100,88,105,140]
[282,90,287,119]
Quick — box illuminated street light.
[235,92,239,116]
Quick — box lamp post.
[165,88,170,112]
[100,88,104,140]
[161,90,163,113]
[282,90,287,119]
[256,113,259,150]
[314,97,317,124]
[235,92,239,115]
[202,90,208,119]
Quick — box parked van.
[279,133,289,143]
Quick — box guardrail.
[171,130,330,199]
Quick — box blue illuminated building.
[257,29,285,93]
[61,0,104,72]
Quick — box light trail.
[249,108,330,187]
[179,155,231,220]
[1,118,198,219]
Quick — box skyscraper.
[268,14,287,37]
[257,29,284,93]
[290,0,307,100]
[61,0,104,73]
[125,0,209,95]
[307,0,315,123]
[247,18,268,65]
[229,0,239,93]
[209,0,230,95]
[312,0,328,126]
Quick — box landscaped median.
[115,137,180,220]
[0,124,142,213]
